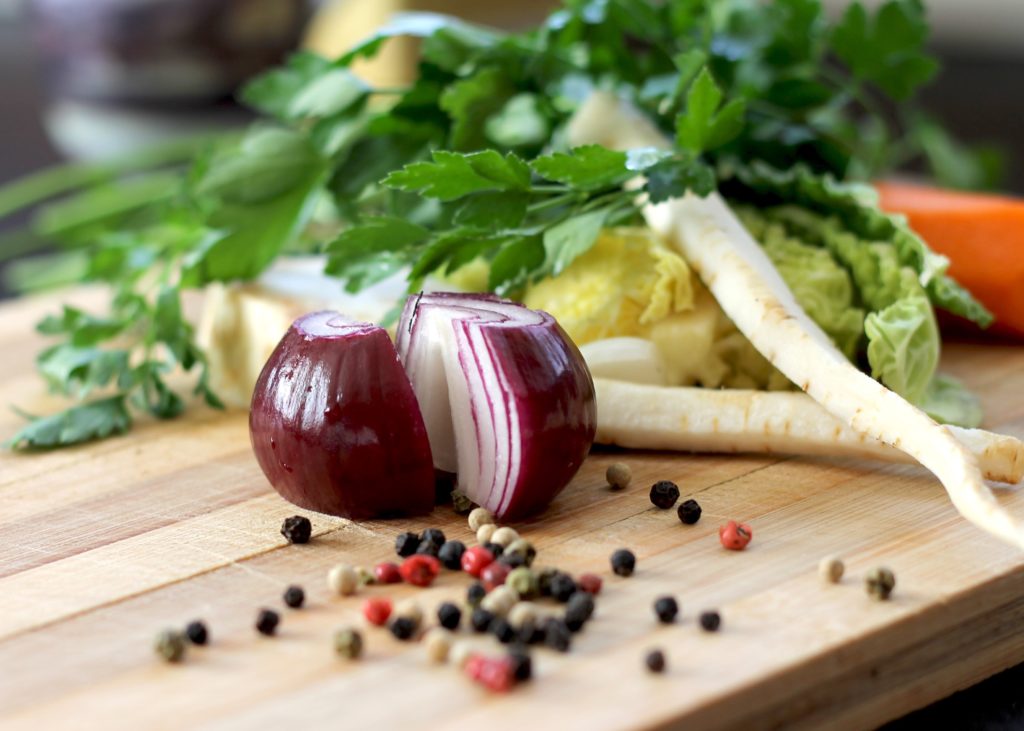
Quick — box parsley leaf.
[6,396,132,450]
[543,207,611,276]
[383,150,530,200]
[676,68,746,154]
[531,146,631,191]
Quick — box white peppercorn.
[449,640,476,669]
[819,555,845,584]
[424,627,454,663]
[468,507,496,531]
[327,564,359,596]
[606,462,632,490]
[508,601,539,629]
[476,524,498,545]
[490,526,520,547]
[481,585,517,616]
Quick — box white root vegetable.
[572,92,1024,548]
[594,378,1024,485]
[579,338,670,386]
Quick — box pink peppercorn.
[465,654,516,692]
[461,546,495,578]
[362,597,392,626]
[719,521,753,551]
[481,561,511,591]
[374,562,402,584]
[400,555,441,587]
[577,573,603,595]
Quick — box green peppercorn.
[606,462,632,490]
[819,555,845,584]
[866,567,896,600]
[611,549,636,577]
[283,585,305,609]
[356,566,376,586]
[649,481,680,509]
[280,515,312,544]
[506,567,539,599]
[154,629,186,662]
[653,596,678,624]
[645,649,666,674]
[184,620,208,645]
[334,627,363,659]
[537,567,558,597]
[451,490,475,515]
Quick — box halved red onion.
[397,293,597,520]
[249,311,435,519]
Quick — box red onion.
[397,293,597,520]
[249,311,435,519]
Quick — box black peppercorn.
[438,540,466,570]
[549,571,577,603]
[437,601,462,630]
[677,498,702,525]
[489,617,516,644]
[649,481,680,509]
[280,515,312,544]
[482,541,504,558]
[467,581,487,607]
[565,592,595,632]
[184,620,208,645]
[415,540,441,557]
[256,608,280,636]
[499,552,527,569]
[537,567,557,597]
[645,649,666,673]
[509,650,532,681]
[653,596,678,624]
[518,619,545,645]
[283,585,305,609]
[395,531,419,557]
[611,549,636,577]
[420,528,446,548]
[471,607,495,633]
[389,616,417,641]
[699,610,721,632]
[543,618,572,653]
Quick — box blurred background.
[0,0,1022,725]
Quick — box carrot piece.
[875,181,1024,338]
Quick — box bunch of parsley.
[0,0,997,449]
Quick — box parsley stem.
[527,192,578,213]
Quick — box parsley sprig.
[0,0,997,448]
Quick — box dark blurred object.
[30,0,312,106]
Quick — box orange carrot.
[875,181,1024,338]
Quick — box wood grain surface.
[1,290,1024,731]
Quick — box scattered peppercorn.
[400,554,441,587]
[699,610,721,632]
[499,553,527,569]
[374,561,402,584]
[468,507,495,532]
[650,481,680,509]
[356,566,376,586]
[393,599,424,627]
[280,515,312,544]
[389,616,417,641]
[509,650,532,681]
[490,617,517,644]
[437,602,462,630]
[481,586,518,616]
[363,597,393,626]
[184,620,208,646]
[395,531,419,557]
[677,498,702,525]
[611,549,637,577]
[471,608,495,633]
[719,521,753,551]
[154,629,186,662]
[577,573,603,595]
[451,490,475,515]
[506,567,539,599]
[256,608,280,636]
[461,546,496,577]
[415,541,440,557]
[519,620,545,646]
[504,538,536,567]
[653,596,679,624]
[334,627,364,659]
[865,567,896,600]
[476,524,498,545]
[467,581,487,607]
[537,567,558,597]
[819,555,845,584]
[543,618,572,653]
[508,601,538,628]
[327,564,359,596]
[606,462,632,490]
[491,526,520,547]
[465,654,516,692]
[424,627,454,663]
[565,592,595,632]
[482,561,512,591]
[645,649,666,674]
[483,541,505,558]
[549,571,577,602]
[438,540,467,570]
[420,528,446,549]
[450,641,476,669]
[283,585,305,609]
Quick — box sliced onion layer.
[249,311,435,519]
[397,293,597,520]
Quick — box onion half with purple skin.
[397,293,597,520]
[250,311,435,519]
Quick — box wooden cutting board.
[2,289,1024,731]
